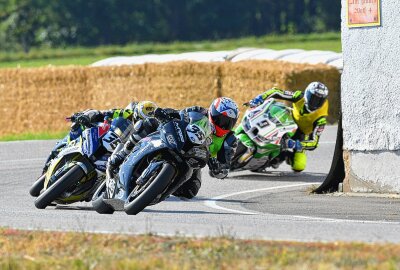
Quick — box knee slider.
[292,151,306,172]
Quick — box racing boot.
[173,169,201,200]
[269,158,281,169]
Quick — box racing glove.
[71,113,91,127]
[208,158,229,179]
[283,139,303,152]
[154,108,172,122]
[249,94,264,108]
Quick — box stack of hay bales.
[0,60,340,136]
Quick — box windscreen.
[267,103,294,126]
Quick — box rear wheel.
[29,174,46,197]
[91,181,114,214]
[34,165,84,209]
[124,163,176,215]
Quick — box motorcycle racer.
[242,82,329,172]
[107,97,240,200]
[41,101,158,173]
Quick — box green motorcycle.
[231,98,297,172]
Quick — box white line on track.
[203,183,400,225]
[0,158,45,164]
[204,183,319,215]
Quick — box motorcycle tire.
[124,163,176,215]
[29,174,46,197]
[34,165,84,209]
[91,181,114,214]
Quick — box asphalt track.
[1,125,400,243]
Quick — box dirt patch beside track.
[0,61,340,136]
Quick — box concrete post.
[341,0,400,193]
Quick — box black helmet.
[304,82,329,112]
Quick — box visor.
[211,106,237,128]
[305,91,325,111]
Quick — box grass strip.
[0,131,67,142]
[0,228,399,270]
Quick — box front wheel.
[124,163,176,215]
[91,181,115,214]
[34,165,84,209]
[29,174,46,197]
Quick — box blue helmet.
[209,97,239,137]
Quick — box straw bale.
[88,62,218,110]
[0,60,340,136]
[0,67,92,135]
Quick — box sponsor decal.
[174,122,185,142]
[98,123,110,138]
[187,158,199,166]
[284,91,293,96]
[166,134,176,146]
[151,139,163,148]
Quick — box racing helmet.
[133,101,158,121]
[125,101,137,111]
[208,97,239,137]
[304,82,329,112]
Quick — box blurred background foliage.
[0,0,340,53]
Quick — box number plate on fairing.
[102,131,122,152]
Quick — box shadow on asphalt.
[55,205,95,211]
[227,171,326,183]
[143,209,236,215]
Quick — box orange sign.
[347,0,381,28]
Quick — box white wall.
[341,0,400,192]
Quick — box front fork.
[234,124,255,164]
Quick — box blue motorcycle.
[92,111,212,215]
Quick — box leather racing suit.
[242,88,328,172]
[108,106,237,199]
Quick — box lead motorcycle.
[230,98,298,172]
[33,117,133,209]
[92,111,212,215]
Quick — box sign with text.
[347,0,381,28]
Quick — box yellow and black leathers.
[256,87,328,172]
[259,87,328,151]
[76,106,135,125]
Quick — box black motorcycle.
[92,111,211,215]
